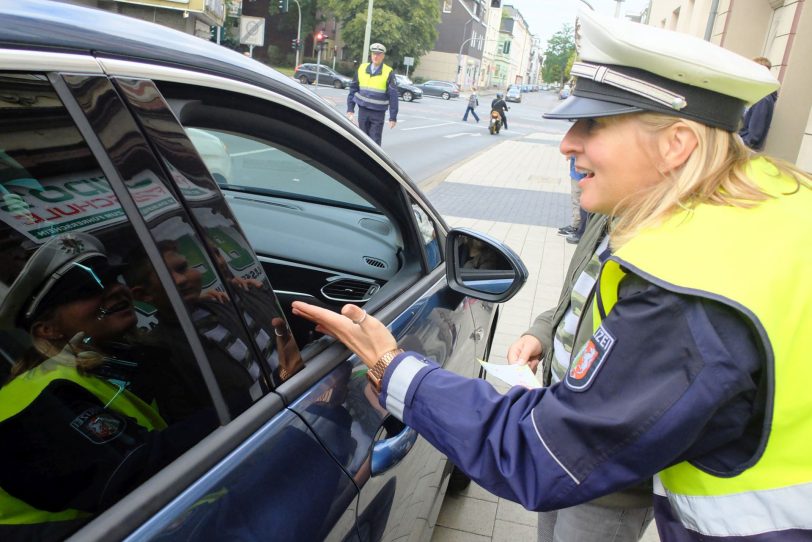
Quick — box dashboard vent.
[363,256,387,270]
[322,279,380,302]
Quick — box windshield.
[396,75,413,85]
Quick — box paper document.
[479,360,542,389]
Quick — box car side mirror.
[445,228,528,303]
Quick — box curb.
[418,141,505,193]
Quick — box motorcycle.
[488,110,502,135]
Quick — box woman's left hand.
[291,302,398,368]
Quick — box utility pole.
[292,0,301,68]
[362,0,373,64]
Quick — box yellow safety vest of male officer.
[594,157,812,539]
[353,63,394,112]
[0,364,165,526]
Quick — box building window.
[503,41,511,54]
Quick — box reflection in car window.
[108,78,301,391]
[0,74,217,539]
[189,128,374,210]
[411,201,441,270]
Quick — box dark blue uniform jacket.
[380,275,764,533]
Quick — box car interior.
[162,85,427,349]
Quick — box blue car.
[0,2,527,541]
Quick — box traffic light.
[290,38,301,50]
[278,0,288,13]
[315,31,328,51]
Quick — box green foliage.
[322,0,439,68]
[542,23,575,84]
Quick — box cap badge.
[57,236,86,255]
[571,62,688,111]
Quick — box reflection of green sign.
[208,227,253,271]
[177,234,217,288]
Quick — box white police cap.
[544,9,780,131]
[0,233,107,328]
[370,43,386,53]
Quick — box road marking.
[444,132,482,139]
[401,122,457,131]
[230,148,276,157]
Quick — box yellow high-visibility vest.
[595,157,812,538]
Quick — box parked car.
[416,80,460,100]
[0,2,527,542]
[506,86,522,103]
[294,63,352,88]
[395,74,423,102]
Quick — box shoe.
[566,233,581,244]
[557,225,575,235]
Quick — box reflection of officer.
[0,233,213,539]
[293,9,811,540]
[347,43,398,146]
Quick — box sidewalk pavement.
[424,132,661,542]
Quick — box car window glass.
[190,128,374,210]
[109,78,301,391]
[0,74,219,538]
[174,103,404,349]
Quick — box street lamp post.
[457,17,475,87]
[291,0,302,68]
[362,0,373,63]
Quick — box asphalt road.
[300,82,571,185]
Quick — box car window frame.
[38,67,330,542]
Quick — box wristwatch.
[367,348,404,393]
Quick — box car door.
[129,69,482,540]
[0,64,363,541]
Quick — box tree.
[541,24,575,84]
[322,0,439,70]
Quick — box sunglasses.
[26,257,124,323]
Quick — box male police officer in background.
[347,42,398,146]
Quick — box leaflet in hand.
[478,360,542,389]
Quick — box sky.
[505,0,651,45]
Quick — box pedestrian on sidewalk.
[292,8,811,541]
[738,56,778,151]
[558,156,587,243]
[346,42,398,146]
[462,87,480,122]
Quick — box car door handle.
[371,418,418,476]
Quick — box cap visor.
[543,95,642,120]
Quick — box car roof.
[0,1,343,120]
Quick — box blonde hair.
[609,112,811,248]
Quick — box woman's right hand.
[291,302,398,369]
[506,335,543,374]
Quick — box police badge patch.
[566,325,615,392]
[71,406,126,444]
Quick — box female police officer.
[0,233,213,539]
[292,8,812,541]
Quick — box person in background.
[292,8,811,541]
[462,86,480,123]
[347,42,398,146]
[558,156,588,243]
[738,56,778,151]
[491,92,509,130]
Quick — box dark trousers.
[499,112,508,129]
[358,108,385,146]
[463,106,479,122]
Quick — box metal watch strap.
[367,348,404,393]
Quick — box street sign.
[403,56,414,66]
[239,16,265,46]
